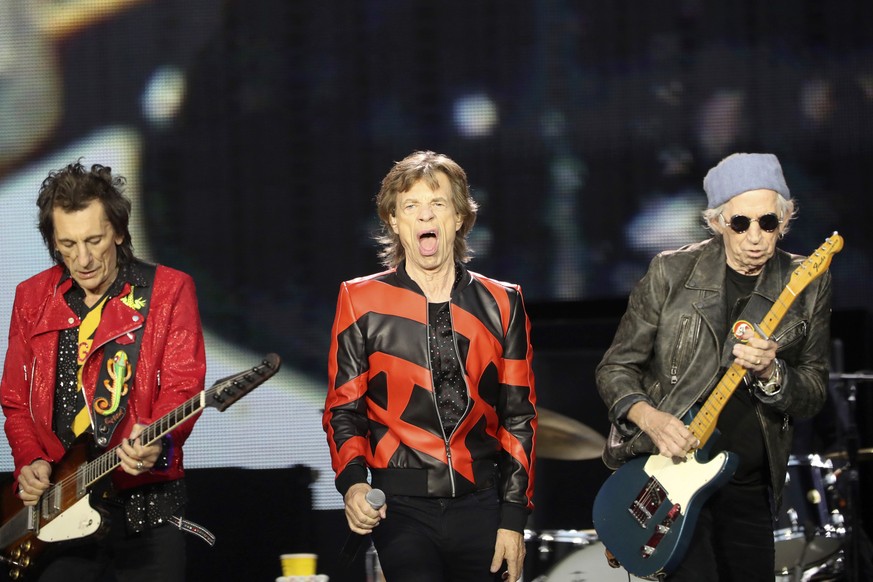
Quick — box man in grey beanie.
[595,152,833,580]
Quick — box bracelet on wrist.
[755,358,783,396]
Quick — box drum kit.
[771,370,873,582]
[526,389,873,582]
[772,452,854,582]
[524,408,644,581]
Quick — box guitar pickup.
[628,477,667,527]
[40,486,62,520]
[25,506,39,534]
[641,503,682,558]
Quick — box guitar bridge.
[628,477,667,527]
[642,503,682,558]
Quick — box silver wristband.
[755,358,783,396]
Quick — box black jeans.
[666,483,774,582]
[370,488,505,582]
[36,501,186,582]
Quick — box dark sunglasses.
[721,212,781,234]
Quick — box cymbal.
[536,407,606,461]
[824,448,873,462]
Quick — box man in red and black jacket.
[323,151,536,582]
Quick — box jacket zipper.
[27,359,37,422]
[447,304,473,493]
[426,300,471,497]
[670,316,691,385]
[771,321,806,352]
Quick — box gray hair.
[703,194,796,237]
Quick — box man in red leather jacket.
[323,151,537,582]
[1,161,206,581]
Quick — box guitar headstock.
[790,232,843,289]
[205,353,282,411]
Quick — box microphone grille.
[366,488,386,508]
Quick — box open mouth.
[418,230,438,256]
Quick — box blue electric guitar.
[592,233,843,579]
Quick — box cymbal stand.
[831,372,873,582]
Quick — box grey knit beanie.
[703,153,790,209]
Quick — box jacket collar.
[55,260,152,295]
[685,236,790,303]
[33,261,152,338]
[393,259,472,299]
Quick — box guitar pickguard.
[640,451,728,516]
[37,497,101,543]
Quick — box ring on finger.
[136,460,144,471]
[756,358,761,365]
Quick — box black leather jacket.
[323,261,537,532]
[596,237,832,508]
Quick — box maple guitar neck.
[688,232,843,448]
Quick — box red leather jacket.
[1,262,206,491]
[323,262,536,532]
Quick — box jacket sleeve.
[1,285,56,479]
[755,270,832,420]
[496,285,537,531]
[154,271,206,441]
[595,254,666,435]
[129,269,206,477]
[322,282,370,496]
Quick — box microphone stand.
[830,372,873,582]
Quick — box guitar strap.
[72,296,112,438]
[718,291,774,370]
[90,263,157,447]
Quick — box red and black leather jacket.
[1,262,206,492]
[323,262,536,532]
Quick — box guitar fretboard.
[53,355,279,499]
[80,391,207,488]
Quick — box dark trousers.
[666,483,774,582]
[371,488,505,582]
[36,502,186,582]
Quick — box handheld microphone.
[338,488,386,571]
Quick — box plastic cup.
[280,553,317,577]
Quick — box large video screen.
[2,0,872,509]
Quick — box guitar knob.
[19,556,30,568]
[20,540,30,552]
[11,547,20,559]
[10,569,20,580]
[786,508,799,529]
